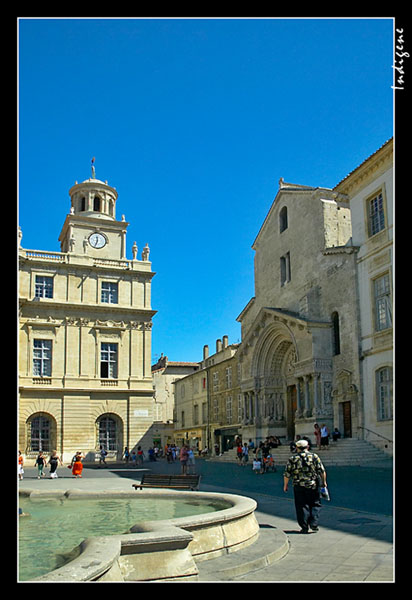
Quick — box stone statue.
[142,243,150,261]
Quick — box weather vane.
[91,157,96,179]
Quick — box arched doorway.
[96,413,123,458]
[250,320,297,442]
[26,413,57,454]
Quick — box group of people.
[313,424,341,450]
[120,446,145,467]
[234,437,279,474]
[18,449,85,480]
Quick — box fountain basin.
[19,488,259,582]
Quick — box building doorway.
[26,413,56,454]
[341,401,352,438]
[96,414,123,458]
[287,385,297,441]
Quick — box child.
[34,451,46,479]
[18,451,24,480]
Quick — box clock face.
[89,232,107,249]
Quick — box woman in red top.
[71,452,84,478]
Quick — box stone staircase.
[209,438,393,467]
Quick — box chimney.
[203,345,209,360]
[222,335,229,349]
[216,339,222,353]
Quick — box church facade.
[18,170,156,462]
[236,180,361,444]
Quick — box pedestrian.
[283,439,327,533]
[99,445,108,467]
[314,423,321,449]
[332,428,341,442]
[320,424,330,449]
[254,445,264,473]
[123,447,130,462]
[187,447,196,474]
[241,442,249,467]
[48,450,62,479]
[180,444,189,475]
[137,446,144,466]
[131,451,137,467]
[34,451,47,479]
[18,451,24,480]
[71,452,84,478]
[236,443,243,464]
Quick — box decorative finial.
[91,157,96,179]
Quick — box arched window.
[97,415,119,451]
[28,413,54,453]
[93,195,101,212]
[80,197,86,211]
[331,312,340,355]
[376,367,393,421]
[279,206,288,233]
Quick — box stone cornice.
[333,138,393,197]
[19,297,157,319]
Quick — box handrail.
[358,426,393,444]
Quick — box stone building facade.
[173,141,393,453]
[334,139,393,452]
[151,355,199,449]
[173,337,241,453]
[18,172,156,462]
[236,180,361,445]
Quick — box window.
[193,404,199,425]
[376,367,393,420]
[94,195,101,212]
[331,312,341,355]
[368,192,385,236]
[374,274,392,331]
[226,395,233,424]
[181,411,185,428]
[238,394,243,422]
[225,367,232,389]
[213,372,219,392]
[213,397,219,422]
[30,415,51,452]
[101,281,118,304]
[33,339,52,377]
[80,197,86,211]
[100,343,118,378]
[35,275,53,299]
[98,416,118,451]
[202,402,207,423]
[280,252,291,286]
[279,206,288,232]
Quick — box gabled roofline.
[251,181,334,250]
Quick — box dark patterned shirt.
[284,451,325,489]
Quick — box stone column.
[247,393,252,423]
[303,375,311,417]
[254,392,259,424]
[243,393,248,424]
[296,378,303,417]
[313,373,320,414]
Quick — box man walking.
[283,439,327,533]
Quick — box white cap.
[296,439,309,448]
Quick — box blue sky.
[18,17,394,363]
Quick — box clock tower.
[58,164,129,260]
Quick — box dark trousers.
[293,485,321,531]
